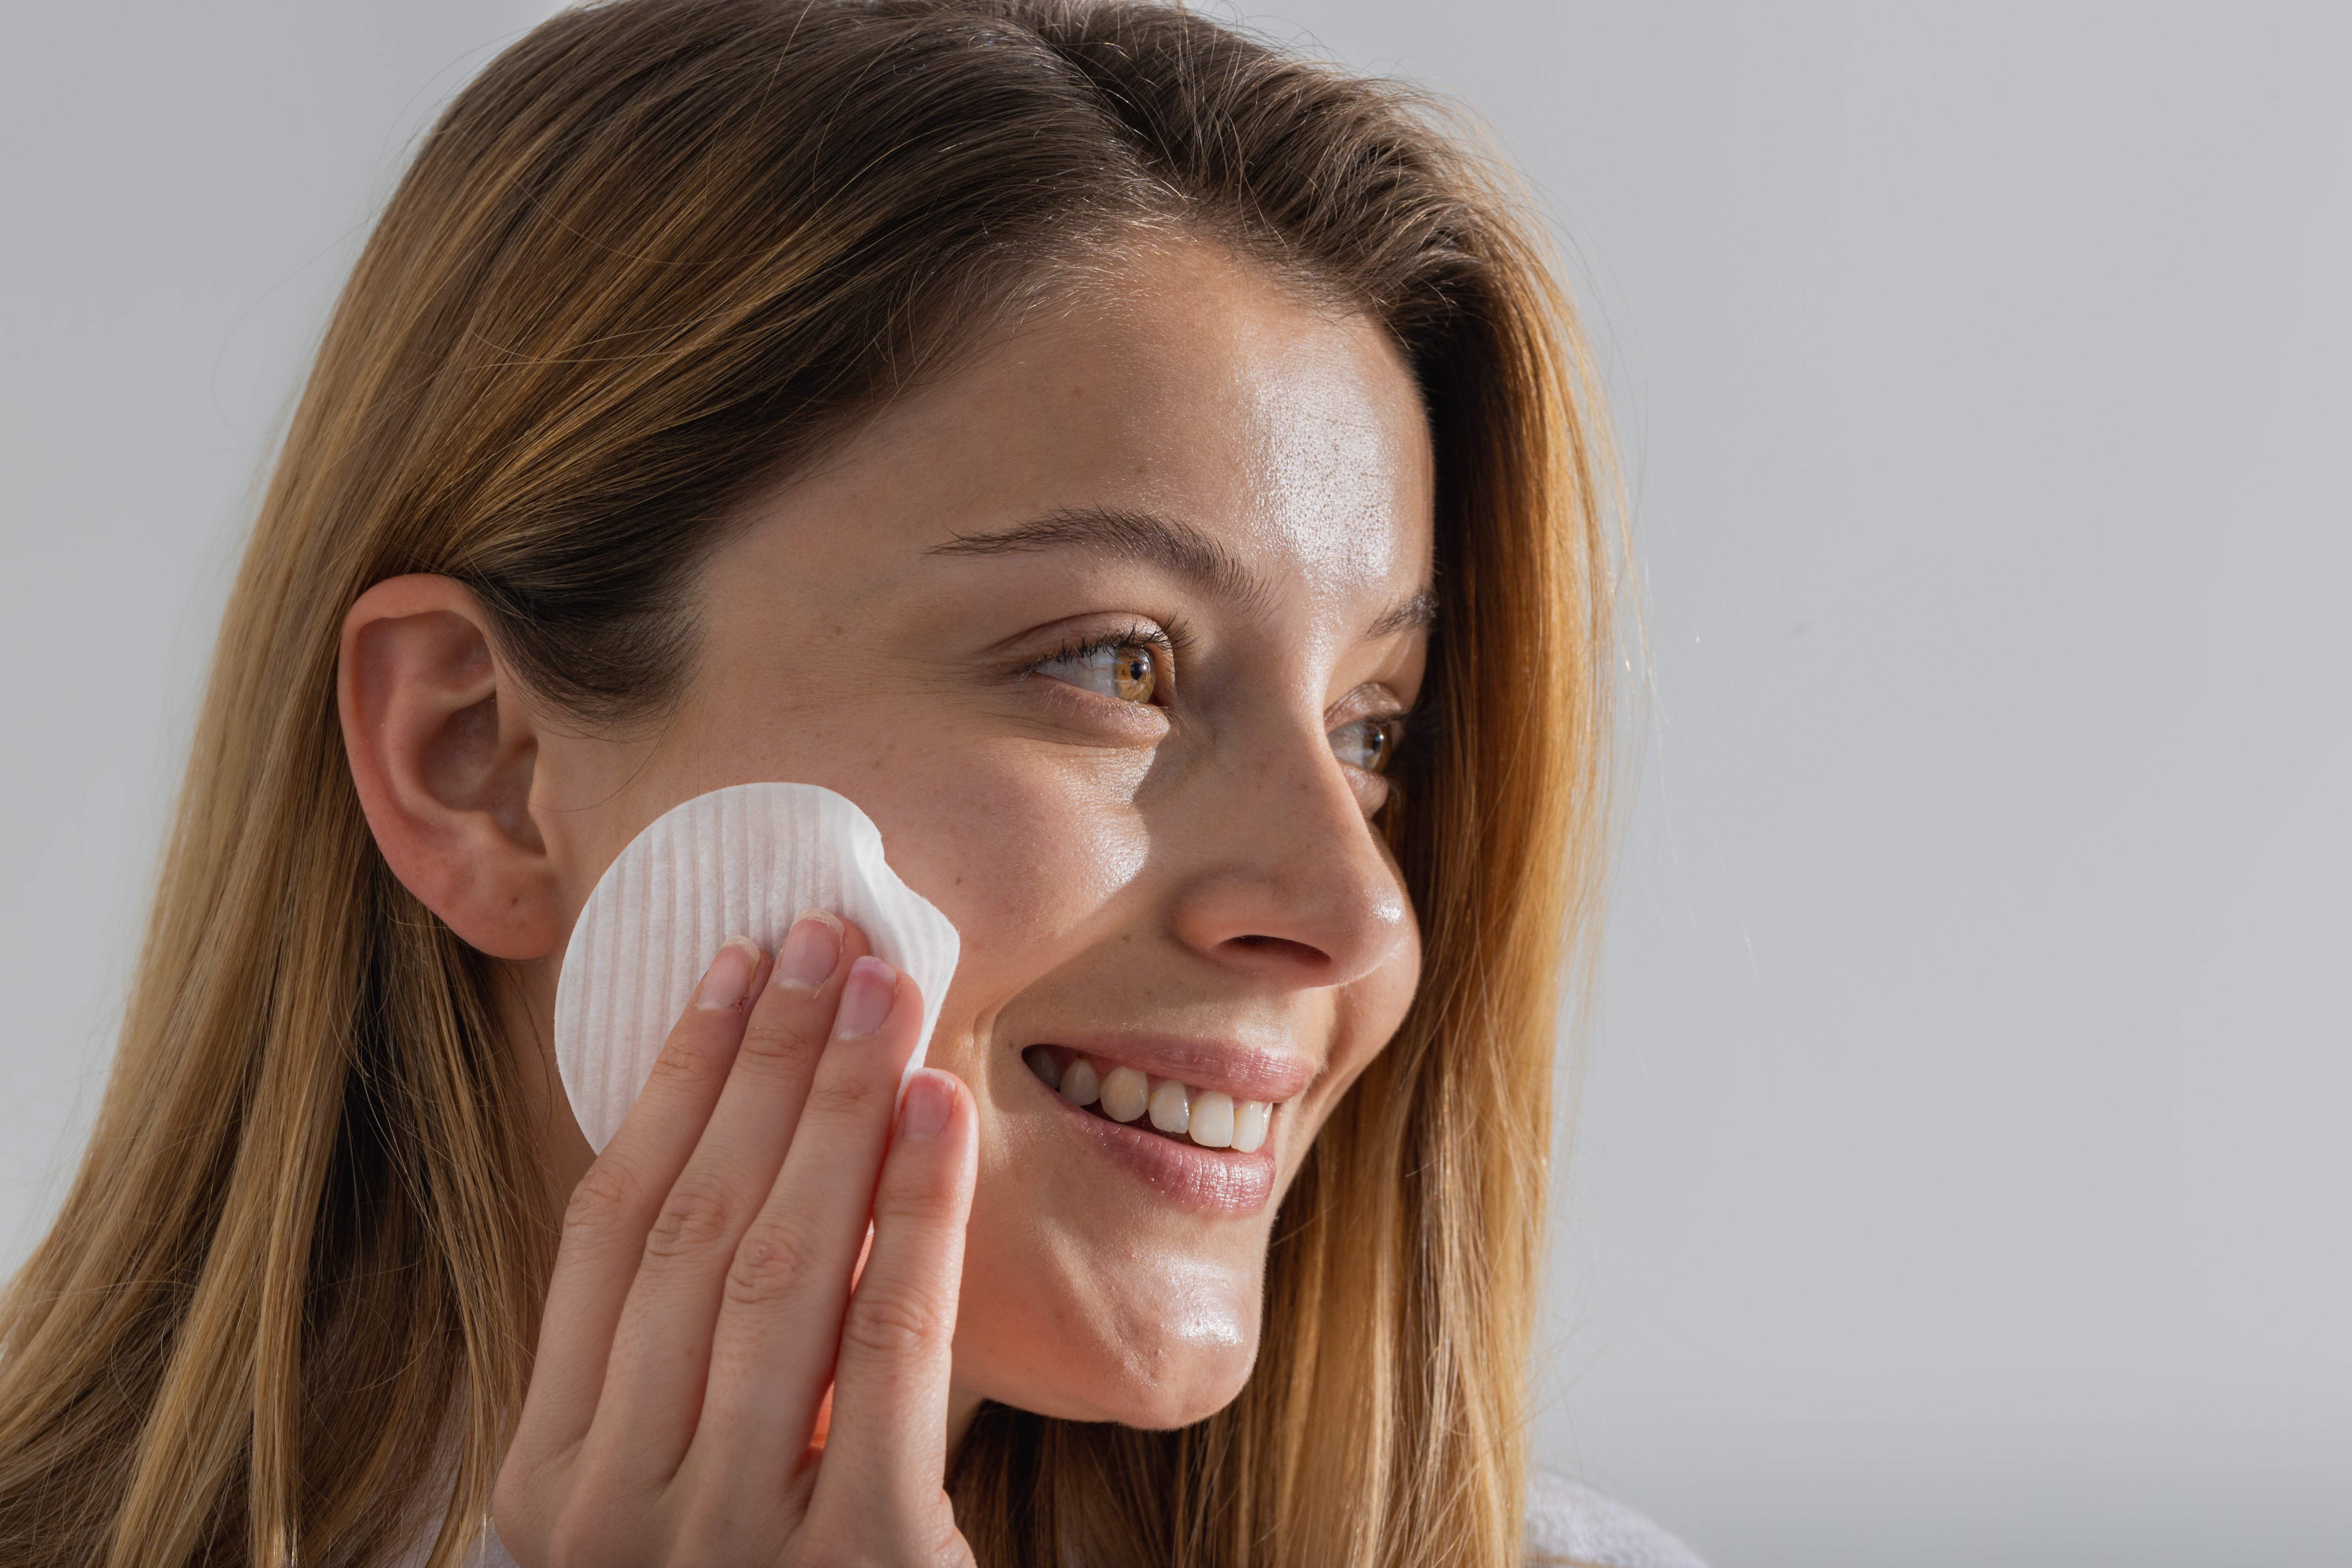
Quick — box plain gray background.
[3,4,2345,1565]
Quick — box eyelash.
[1017,619,1187,697]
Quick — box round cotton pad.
[552,782,962,1152]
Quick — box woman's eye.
[1329,716,1402,775]
[1038,642,1158,704]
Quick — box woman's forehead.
[801,242,1436,615]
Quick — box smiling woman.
[0,3,1630,1566]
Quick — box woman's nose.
[1163,721,1415,990]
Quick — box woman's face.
[531,240,1434,1430]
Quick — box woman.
[0,2,1679,1563]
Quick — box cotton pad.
[552,782,961,1153]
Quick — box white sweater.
[1524,1471,1710,1568]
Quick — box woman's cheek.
[853,747,1152,992]
[1336,919,1423,1078]
[1274,914,1423,1170]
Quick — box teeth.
[1037,1050,1277,1152]
[1099,1065,1150,1123]
[1146,1078,1190,1135]
[1188,1091,1234,1148]
[1058,1057,1101,1107]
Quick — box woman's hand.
[494,914,978,1567]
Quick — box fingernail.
[694,937,760,1011]
[899,1069,954,1140]
[833,955,897,1039]
[773,909,843,992]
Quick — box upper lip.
[1028,1034,1318,1104]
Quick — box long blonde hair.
[0,3,1617,1563]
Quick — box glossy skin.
[340,239,1434,1550]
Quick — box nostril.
[1225,933,1329,968]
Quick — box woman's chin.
[953,1172,1275,1430]
[952,1271,1265,1431]
[966,1340,1261,1431]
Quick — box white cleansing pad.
[552,782,961,1153]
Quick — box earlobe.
[337,575,565,960]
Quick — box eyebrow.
[927,505,1437,639]
[927,506,1266,611]
[1365,588,1439,640]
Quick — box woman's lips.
[1022,1044,1284,1215]
[1071,1109,1277,1213]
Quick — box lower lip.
[1037,1077,1277,1215]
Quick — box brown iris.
[1109,644,1155,703]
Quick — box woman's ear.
[338,574,564,960]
